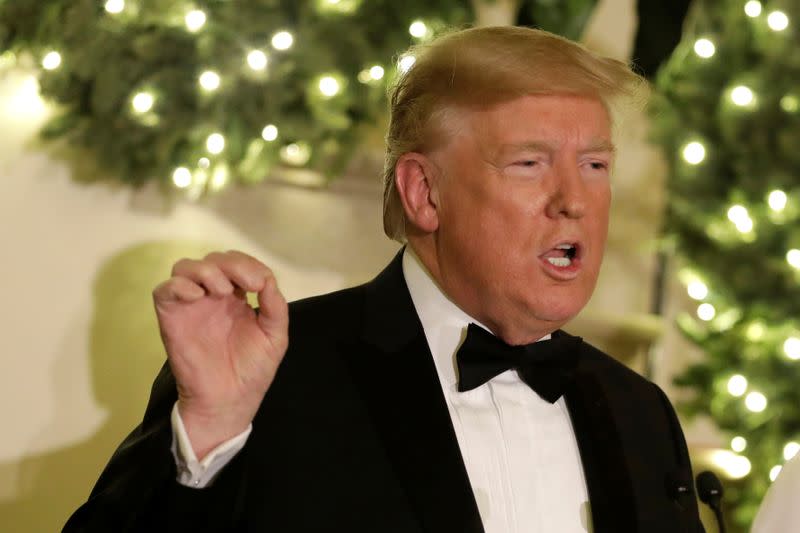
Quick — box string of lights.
[0,0,473,195]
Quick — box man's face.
[427,94,613,343]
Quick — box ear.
[394,152,440,234]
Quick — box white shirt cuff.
[170,402,252,488]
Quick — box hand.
[153,250,288,459]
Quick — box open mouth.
[543,243,579,268]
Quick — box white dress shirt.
[171,248,591,532]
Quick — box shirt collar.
[402,247,550,390]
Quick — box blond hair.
[382,25,645,242]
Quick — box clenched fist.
[152,250,289,459]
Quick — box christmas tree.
[651,0,800,529]
[0,0,595,196]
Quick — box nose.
[544,162,588,219]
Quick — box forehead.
[464,94,613,150]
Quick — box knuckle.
[152,281,166,298]
[225,249,250,259]
[228,250,265,270]
[171,257,194,275]
[194,261,220,279]
[204,251,224,262]
[153,277,182,298]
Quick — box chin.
[528,295,589,326]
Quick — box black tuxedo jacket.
[65,252,703,532]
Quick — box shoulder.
[575,337,659,393]
[286,283,368,337]
[573,337,678,424]
[289,283,366,317]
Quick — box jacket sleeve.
[62,363,250,532]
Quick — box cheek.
[590,186,612,233]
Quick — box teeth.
[556,243,574,249]
[547,257,572,267]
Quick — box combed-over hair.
[382,25,645,242]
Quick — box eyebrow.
[497,139,617,156]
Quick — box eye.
[587,161,609,171]
[514,160,538,167]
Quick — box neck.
[406,238,559,345]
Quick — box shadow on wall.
[0,240,231,532]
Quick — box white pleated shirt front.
[402,249,592,533]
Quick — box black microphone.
[696,470,726,533]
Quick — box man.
[65,26,703,532]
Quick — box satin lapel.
[347,250,484,533]
[563,346,639,533]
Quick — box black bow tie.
[456,323,582,403]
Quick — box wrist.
[177,400,254,461]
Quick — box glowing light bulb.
[769,465,782,481]
[172,167,192,188]
[185,10,206,32]
[787,249,800,269]
[697,303,716,321]
[746,322,765,341]
[784,337,800,360]
[398,54,416,73]
[731,436,747,452]
[729,455,752,478]
[682,141,705,164]
[727,374,748,396]
[280,142,311,166]
[745,1,762,17]
[768,190,787,211]
[247,50,268,71]
[211,165,229,190]
[731,85,754,106]
[7,75,46,118]
[727,205,749,224]
[784,442,800,461]
[199,71,220,91]
[694,38,715,58]
[105,0,124,14]
[131,92,154,113]
[272,31,294,51]
[767,11,789,31]
[745,391,767,412]
[42,51,62,70]
[409,20,428,38]
[781,95,799,113]
[369,65,385,80]
[687,281,708,300]
[206,133,225,154]
[318,76,340,97]
[198,157,210,169]
[261,124,278,141]
[711,450,751,478]
[736,218,754,233]
[319,0,357,13]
